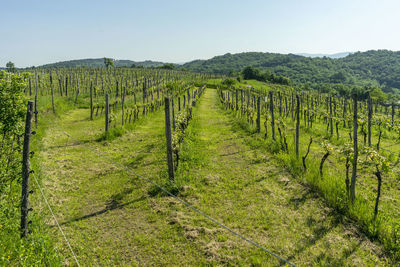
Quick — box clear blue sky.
[1,0,399,67]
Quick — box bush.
[221,78,236,87]
[0,71,26,192]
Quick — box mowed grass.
[214,79,400,259]
[33,89,389,265]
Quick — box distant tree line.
[182,50,400,94]
[242,66,291,85]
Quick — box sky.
[1,0,400,67]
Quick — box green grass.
[216,83,400,261]
[28,88,392,265]
[0,94,80,267]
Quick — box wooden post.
[329,97,333,136]
[90,82,93,120]
[296,95,300,158]
[28,78,32,96]
[121,88,125,125]
[50,72,55,114]
[343,98,347,128]
[236,89,239,110]
[105,93,109,133]
[75,78,80,105]
[21,101,33,238]
[350,94,358,202]
[34,74,38,128]
[392,102,395,127]
[65,76,68,97]
[172,98,176,131]
[164,97,175,180]
[256,96,261,133]
[368,94,372,146]
[270,91,275,140]
[278,92,282,116]
[142,79,146,104]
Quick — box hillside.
[296,52,351,58]
[39,58,166,68]
[182,50,400,92]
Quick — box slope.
[33,89,389,265]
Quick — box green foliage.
[0,71,26,135]
[0,71,26,192]
[242,66,291,85]
[0,71,60,265]
[329,71,347,83]
[97,126,125,141]
[157,63,176,70]
[37,58,166,68]
[363,147,391,173]
[182,50,400,93]
[221,78,236,87]
[103,57,114,68]
[370,87,388,102]
[0,196,61,266]
[6,62,16,73]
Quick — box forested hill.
[40,58,165,68]
[182,50,400,92]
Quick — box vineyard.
[1,67,400,266]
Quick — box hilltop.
[182,50,400,93]
[39,58,166,68]
[18,50,400,93]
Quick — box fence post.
[367,94,372,146]
[90,82,93,120]
[270,91,275,140]
[350,94,358,202]
[34,74,38,128]
[21,101,34,238]
[164,97,175,181]
[296,95,300,158]
[256,96,261,133]
[105,93,109,133]
[172,98,176,131]
[50,72,55,114]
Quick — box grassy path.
[35,89,389,266]
[173,89,388,265]
[36,107,207,265]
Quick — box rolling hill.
[39,58,166,68]
[182,50,400,92]
[26,50,400,93]
[296,52,351,58]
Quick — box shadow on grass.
[279,210,345,266]
[59,195,146,226]
[127,154,147,169]
[299,239,362,266]
[46,139,91,150]
[288,190,313,209]
[147,182,182,198]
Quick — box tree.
[158,63,176,70]
[242,66,264,81]
[103,57,114,68]
[370,87,387,103]
[6,61,16,73]
[221,78,236,87]
[330,71,347,83]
